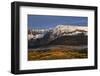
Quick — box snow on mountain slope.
[51,25,88,39]
[28,25,88,40]
[53,25,87,34]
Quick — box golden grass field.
[28,48,87,61]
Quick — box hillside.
[48,34,87,45]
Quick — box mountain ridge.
[28,24,87,40]
[28,24,88,48]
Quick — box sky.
[28,15,88,29]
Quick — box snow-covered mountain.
[53,25,87,34]
[49,25,87,39]
[28,25,88,40]
[28,29,48,40]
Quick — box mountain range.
[28,25,88,48]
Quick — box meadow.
[28,46,87,61]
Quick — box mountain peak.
[55,25,65,28]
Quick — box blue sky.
[28,15,88,29]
